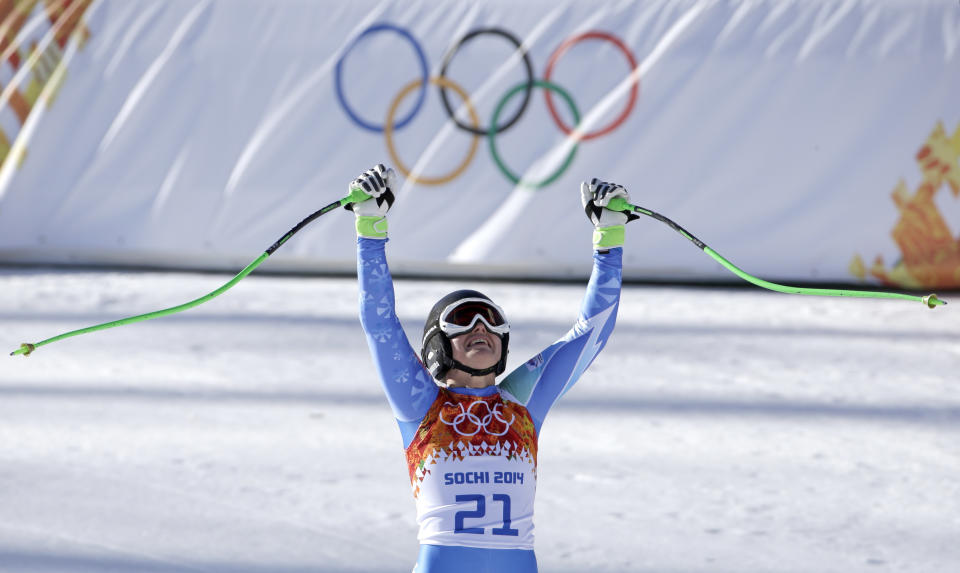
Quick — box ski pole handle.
[603,197,946,309]
[606,197,636,213]
[342,187,372,206]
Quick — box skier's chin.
[461,349,499,370]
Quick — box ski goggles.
[438,298,510,337]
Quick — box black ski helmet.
[421,289,509,381]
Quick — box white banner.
[0,0,958,287]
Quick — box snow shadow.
[1,383,958,427]
[0,548,393,573]
[0,547,733,573]
[2,310,954,342]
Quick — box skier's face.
[449,322,502,371]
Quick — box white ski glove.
[581,178,638,250]
[345,164,396,239]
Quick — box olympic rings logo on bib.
[334,24,640,188]
[439,400,516,437]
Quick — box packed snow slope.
[1,269,957,572]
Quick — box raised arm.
[351,166,437,443]
[499,179,637,432]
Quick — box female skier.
[349,164,637,572]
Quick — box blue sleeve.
[357,238,438,443]
[498,248,623,433]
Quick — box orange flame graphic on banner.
[0,0,93,168]
[850,121,960,289]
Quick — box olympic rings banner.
[1,0,958,287]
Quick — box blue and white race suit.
[357,237,622,573]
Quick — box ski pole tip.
[921,294,946,309]
[11,342,35,357]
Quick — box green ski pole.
[11,188,372,357]
[605,197,946,309]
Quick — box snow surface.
[1,268,958,573]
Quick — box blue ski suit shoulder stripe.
[499,248,622,433]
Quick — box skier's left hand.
[581,178,638,250]
[580,179,639,227]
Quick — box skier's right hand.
[346,164,396,239]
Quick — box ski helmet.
[421,289,510,381]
